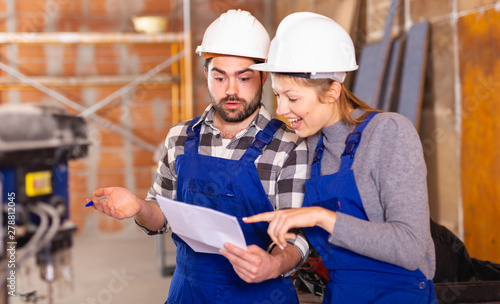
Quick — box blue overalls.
[303,112,438,304]
[166,116,299,304]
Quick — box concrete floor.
[9,221,176,304]
[7,219,322,304]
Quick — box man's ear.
[328,81,342,103]
[261,71,268,85]
[203,67,208,79]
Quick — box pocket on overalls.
[186,179,243,217]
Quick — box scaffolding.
[0,0,193,153]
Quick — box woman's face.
[272,76,340,138]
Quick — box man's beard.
[209,87,263,123]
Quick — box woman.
[246,12,438,303]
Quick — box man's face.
[205,56,266,123]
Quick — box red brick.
[97,171,126,188]
[100,129,124,147]
[140,0,171,15]
[134,167,156,190]
[129,100,155,124]
[128,44,172,58]
[55,0,84,15]
[94,45,120,58]
[96,62,119,75]
[132,125,169,144]
[134,87,173,101]
[98,150,125,169]
[16,61,46,76]
[54,17,81,32]
[17,90,47,102]
[17,45,45,58]
[69,171,88,193]
[138,60,176,74]
[86,20,123,32]
[94,87,118,99]
[87,1,107,15]
[133,148,155,167]
[62,62,76,75]
[17,16,42,32]
[16,0,46,13]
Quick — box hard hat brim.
[250,62,359,73]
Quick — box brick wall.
[0,0,179,235]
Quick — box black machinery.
[0,103,89,303]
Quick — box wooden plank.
[459,7,500,262]
[396,21,429,129]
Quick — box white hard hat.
[196,9,270,60]
[251,12,358,82]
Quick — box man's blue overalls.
[303,112,438,304]
[166,117,299,304]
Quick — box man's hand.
[89,187,165,232]
[90,187,142,220]
[220,242,300,283]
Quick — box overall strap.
[240,119,284,162]
[339,112,379,171]
[183,116,202,155]
[311,134,324,178]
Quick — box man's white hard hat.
[196,9,271,60]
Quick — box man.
[91,9,308,303]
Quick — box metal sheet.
[352,0,401,108]
[396,21,430,129]
[379,35,405,112]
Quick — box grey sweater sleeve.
[317,112,435,279]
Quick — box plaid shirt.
[141,104,310,272]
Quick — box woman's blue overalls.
[166,116,299,304]
[303,112,438,304]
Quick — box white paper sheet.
[156,194,247,254]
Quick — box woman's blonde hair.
[271,73,381,126]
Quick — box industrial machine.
[0,103,89,303]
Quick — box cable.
[34,203,61,253]
[0,202,61,285]
[18,202,61,266]
[0,202,49,284]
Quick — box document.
[156,195,247,254]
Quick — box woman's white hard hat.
[251,12,358,82]
[196,9,270,60]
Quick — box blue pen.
[85,195,109,207]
